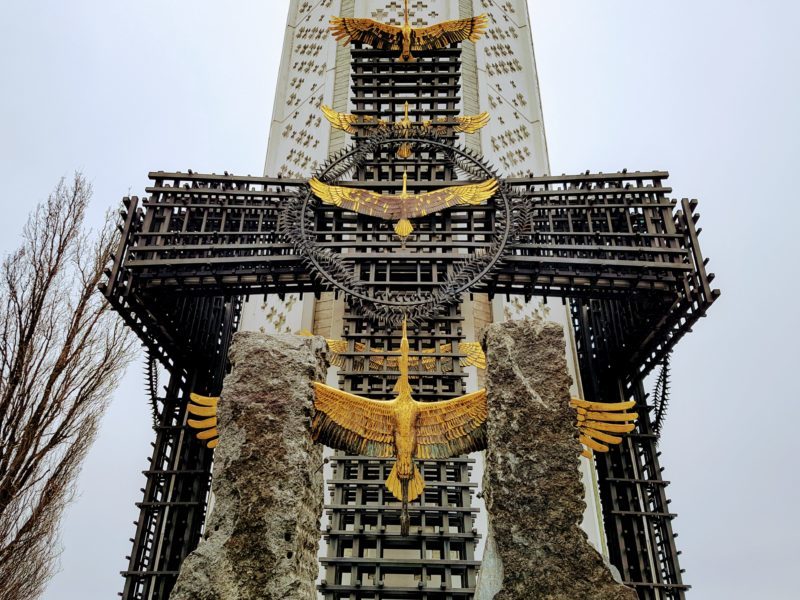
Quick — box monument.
[102,1,718,598]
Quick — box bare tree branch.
[0,174,136,600]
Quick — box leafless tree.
[0,174,136,600]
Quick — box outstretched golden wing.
[321,104,358,134]
[321,104,388,134]
[410,14,489,50]
[403,179,498,218]
[312,382,396,457]
[330,16,403,50]
[414,390,488,459]
[454,112,490,133]
[188,393,220,449]
[309,179,396,220]
[570,398,637,458]
[457,341,486,369]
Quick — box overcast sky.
[1,1,798,599]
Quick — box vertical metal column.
[120,296,240,600]
[572,298,688,600]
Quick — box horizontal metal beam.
[103,170,717,375]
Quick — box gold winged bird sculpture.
[298,329,486,371]
[329,0,489,62]
[320,101,490,158]
[308,171,498,240]
[311,319,487,535]
[187,386,635,461]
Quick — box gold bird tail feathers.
[386,461,425,536]
[385,462,425,503]
[455,111,491,133]
[320,104,358,134]
[188,393,220,449]
[394,218,414,239]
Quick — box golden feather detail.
[320,104,389,135]
[188,393,220,449]
[570,398,637,459]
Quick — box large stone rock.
[476,318,636,600]
[171,332,327,600]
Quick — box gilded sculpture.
[309,170,498,240]
[320,101,490,158]
[330,0,488,63]
[311,319,487,535]
[297,329,486,371]
[187,393,220,449]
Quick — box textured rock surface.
[171,332,327,600]
[476,319,636,600]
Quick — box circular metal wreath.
[279,131,515,325]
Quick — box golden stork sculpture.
[309,171,498,240]
[320,101,490,158]
[329,0,489,62]
[298,329,486,372]
[311,319,488,535]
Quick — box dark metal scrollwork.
[279,133,517,325]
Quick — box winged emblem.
[312,319,487,535]
[298,330,486,371]
[330,0,489,62]
[309,171,498,240]
[570,398,638,458]
[321,101,490,158]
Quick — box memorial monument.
[103,1,718,598]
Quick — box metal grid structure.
[573,297,689,598]
[320,46,480,598]
[320,305,479,598]
[107,174,714,377]
[103,25,718,600]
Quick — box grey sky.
[1,1,797,599]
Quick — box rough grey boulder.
[476,318,636,600]
[170,332,327,600]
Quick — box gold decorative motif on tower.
[298,329,486,371]
[309,171,498,240]
[311,319,488,535]
[570,398,638,458]
[187,393,220,448]
[330,0,488,62]
[321,101,490,158]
